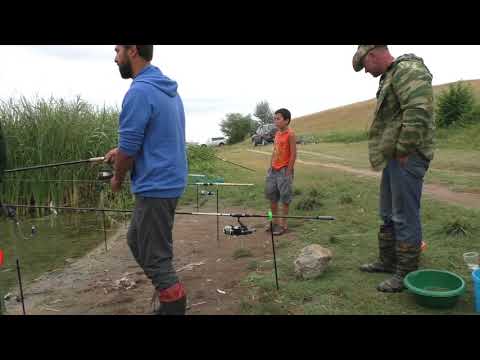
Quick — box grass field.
[212,146,479,314]
[215,78,480,314]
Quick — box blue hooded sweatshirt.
[118,65,188,198]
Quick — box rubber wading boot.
[151,282,187,315]
[359,224,396,273]
[377,241,421,293]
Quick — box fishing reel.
[223,218,256,236]
[97,165,114,182]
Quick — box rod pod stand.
[268,211,279,290]
[0,203,26,315]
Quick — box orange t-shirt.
[271,128,294,170]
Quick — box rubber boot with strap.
[377,241,421,293]
[151,282,187,315]
[360,224,396,273]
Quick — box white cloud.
[27,45,113,62]
[0,45,479,143]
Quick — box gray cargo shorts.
[265,167,293,204]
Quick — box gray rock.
[294,244,333,279]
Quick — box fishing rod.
[4,204,335,221]
[176,211,335,221]
[4,154,256,184]
[4,204,132,213]
[213,155,256,172]
[193,182,254,187]
[1,179,254,187]
[2,178,112,183]
[4,157,105,174]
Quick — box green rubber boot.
[360,225,396,274]
[377,241,421,293]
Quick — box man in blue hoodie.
[105,45,188,315]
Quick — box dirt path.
[248,149,480,209]
[5,206,292,315]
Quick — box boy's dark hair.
[125,45,154,61]
[275,108,292,125]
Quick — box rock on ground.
[294,244,333,279]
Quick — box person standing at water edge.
[105,45,188,314]
[265,108,297,236]
[353,45,435,292]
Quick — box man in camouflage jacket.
[353,45,435,292]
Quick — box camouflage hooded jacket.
[368,54,435,171]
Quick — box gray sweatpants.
[127,196,179,291]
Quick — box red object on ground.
[421,241,427,252]
[0,249,4,267]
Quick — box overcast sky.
[1,45,479,143]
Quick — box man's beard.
[118,60,133,79]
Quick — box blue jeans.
[379,152,430,247]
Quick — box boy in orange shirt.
[265,108,297,236]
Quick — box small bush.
[295,197,323,211]
[441,218,473,237]
[296,188,324,211]
[308,188,321,198]
[436,81,476,128]
[293,188,303,196]
[458,104,480,126]
[339,195,353,205]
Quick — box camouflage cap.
[352,45,386,72]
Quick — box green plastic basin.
[404,269,466,309]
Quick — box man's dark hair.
[275,108,292,124]
[124,45,154,61]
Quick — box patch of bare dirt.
[5,206,293,315]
